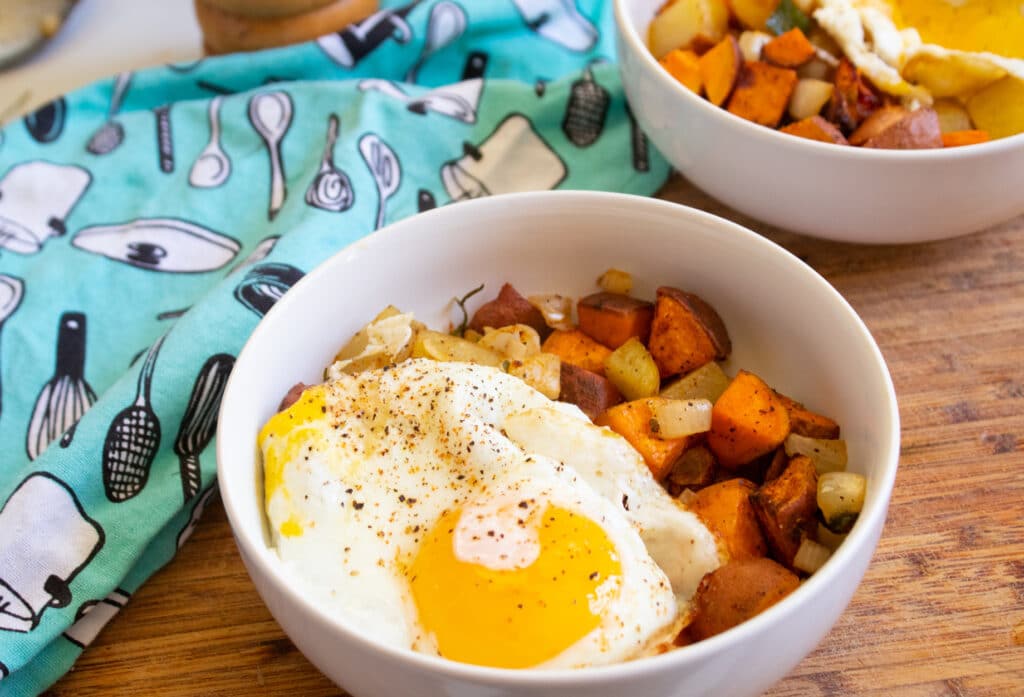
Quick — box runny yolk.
[408,505,622,668]
[892,0,1024,59]
[258,386,327,535]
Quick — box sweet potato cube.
[774,392,840,439]
[826,58,882,133]
[596,398,698,480]
[699,35,743,106]
[863,107,943,149]
[661,48,703,94]
[690,478,767,561]
[780,115,848,144]
[726,61,798,127]
[558,362,622,421]
[751,454,818,567]
[687,557,799,641]
[708,369,790,469]
[469,283,550,339]
[762,28,816,68]
[577,292,654,349]
[542,329,613,376]
[941,129,990,147]
[648,286,731,378]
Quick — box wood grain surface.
[44,176,1024,697]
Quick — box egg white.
[263,360,718,668]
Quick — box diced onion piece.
[660,361,731,402]
[738,30,772,62]
[677,488,699,507]
[785,432,848,474]
[478,324,541,361]
[597,268,633,295]
[650,398,713,439]
[412,330,503,367]
[462,328,483,343]
[789,78,834,121]
[793,537,832,574]
[817,471,866,533]
[508,352,561,400]
[816,522,847,551]
[528,294,574,331]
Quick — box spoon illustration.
[358,133,402,230]
[87,72,132,156]
[102,334,165,502]
[175,353,234,502]
[0,275,24,420]
[405,1,467,83]
[189,97,231,189]
[248,91,293,221]
[305,114,353,212]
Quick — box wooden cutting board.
[44,176,1024,696]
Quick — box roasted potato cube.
[862,107,943,149]
[508,352,561,400]
[826,58,881,133]
[596,398,699,480]
[577,292,654,349]
[690,478,768,561]
[687,557,799,641]
[469,283,550,339]
[933,98,973,133]
[412,330,503,367]
[708,370,790,469]
[648,0,730,59]
[542,328,613,376]
[558,362,623,420]
[660,361,730,403]
[597,268,634,295]
[665,444,717,494]
[661,48,704,94]
[604,337,661,401]
[648,286,731,379]
[847,105,908,145]
[751,454,818,567]
[731,0,782,30]
[817,470,866,533]
[762,28,816,68]
[941,130,990,147]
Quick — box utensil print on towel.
[0,161,91,255]
[24,97,66,143]
[249,91,293,221]
[26,312,97,460]
[73,218,240,273]
[305,114,354,212]
[625,103,650,172]
[358,133,402,230]
[154,105,174,173]
[175,353,234,502]
[406,1,467,83]
[562,65,610,147]
[177,485,217,549]
[0,275,24,420]
[512,0,598,52]
[189,96,231,188]
[62,588,130,649]
[102,334,165,502]
[234,263,304,317]
[228,235,280,275]
[86,71,132,155]
[317,2,420,69]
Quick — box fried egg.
[259,359,719,669]
[814,0,1024,104]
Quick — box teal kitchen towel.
[0,1,669,692]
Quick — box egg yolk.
[408,505,622,668]
[892,0,1024,58]
[258,386,327,536]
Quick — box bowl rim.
[216,190,901,686]
[612,0,1024,160]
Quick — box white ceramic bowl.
[217,191,900,697]
[614,0,1024,244]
